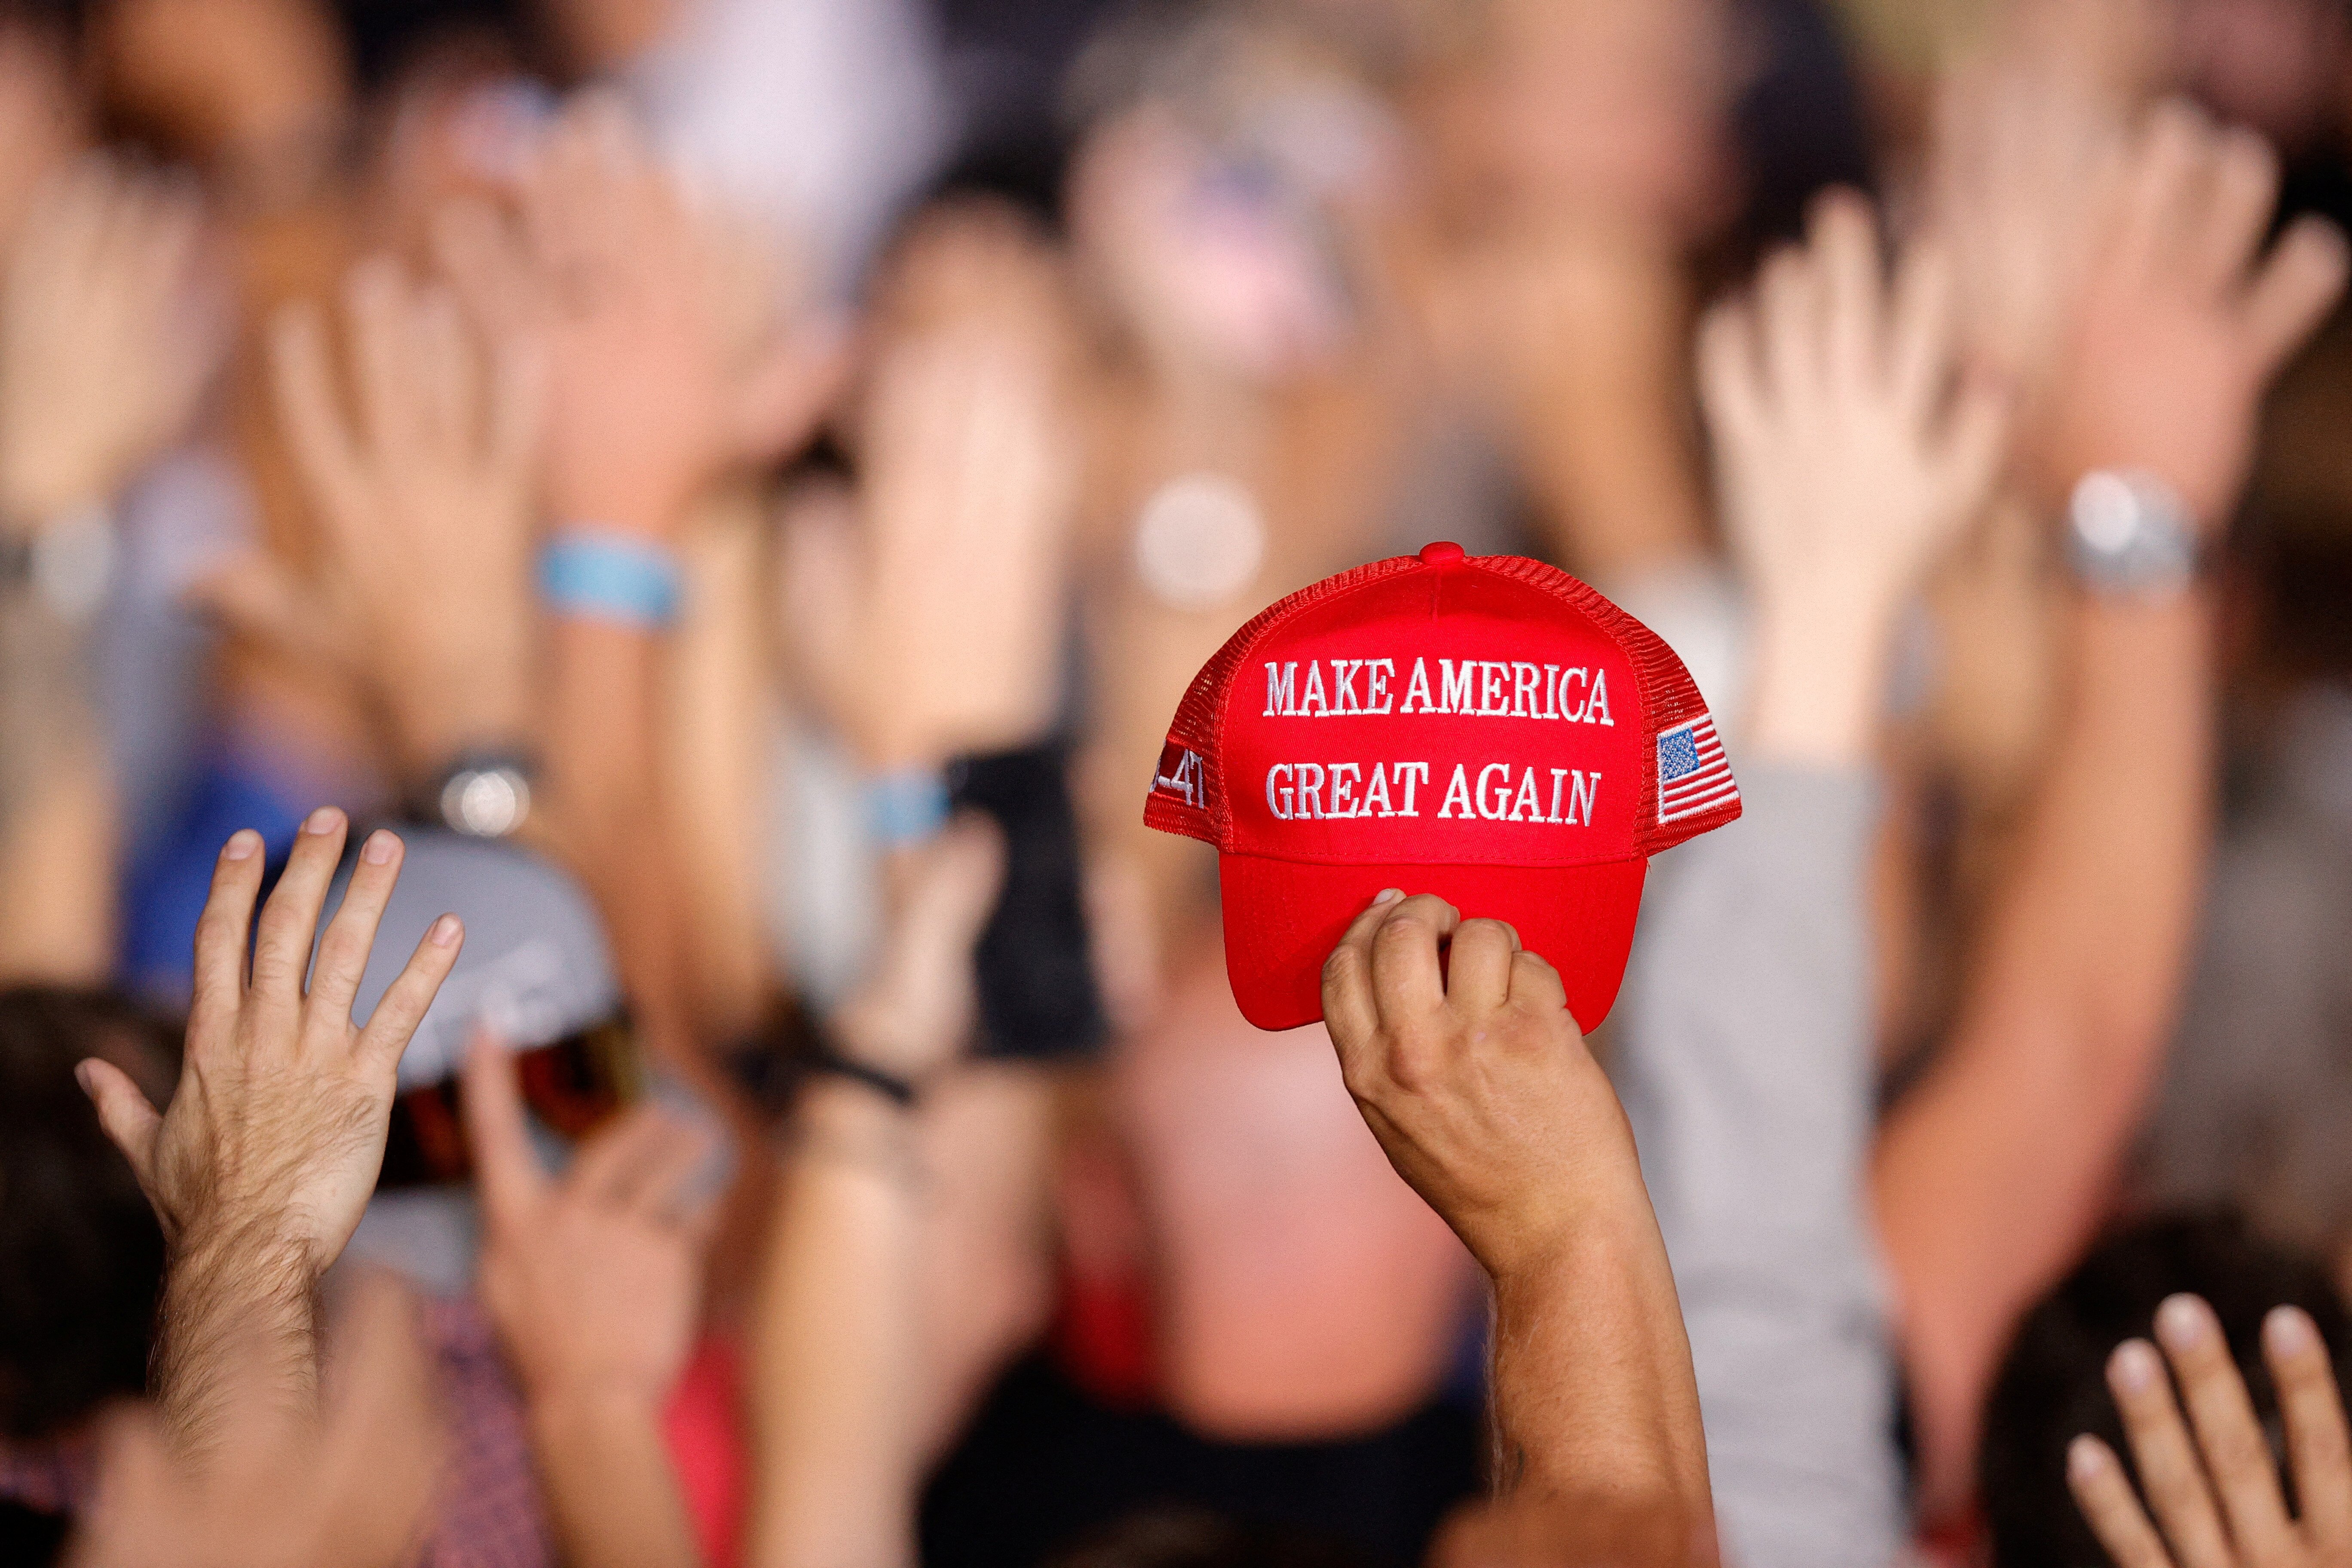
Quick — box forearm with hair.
[150,1228,322,1467]
[1876,590,2217,1507]
[1485,1142,1715,1556]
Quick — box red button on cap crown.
[1418,540,1467,566]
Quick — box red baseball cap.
[1143,542,1741,1032]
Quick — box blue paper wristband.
[539,532,683,629]
[864,767,951,848]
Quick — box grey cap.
[319,829,621,1090]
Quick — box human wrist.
[524,1367,673,1431]
[539,530,683,631]
[863,766,950,849]
[0,455,113,532]
[1483,1180,1667,1306]
[386,671,534,781]
[1464,1076,1654,1285]
[792,1075,923,1185]
[1743,598,1896,766]
[168,1205,331,1288]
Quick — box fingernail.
[1373,888,1403,906]
[222,829,261,861]
[2267,1305,2317,1357]
[2112,1339,2162,1393]
[429,914,462,948]
[2157,1294,2209,1351]
[303,805,343,835]
[2067,1434,2108,1481]
[73,1060,94,1096]
[361,830,398,865]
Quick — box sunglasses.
[374,1013,643,1190]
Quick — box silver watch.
[416,753,535,838]
[2067,470,2202,600]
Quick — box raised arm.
[74,810,462,1459]
[0,157,217,980]
[460,1034,720,1568]
[1617,189,2003,1568]
[1322,892,1714,1561]
[432,94,841,1055]
[1876,99,2350,1511]
[749,822,1020,1568]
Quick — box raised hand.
[78,810,462,1272]
[2069,1295,2352,1568]
[434,92,844,538]
[460,1033,717,1409]
[460,1034,717,1568]
[75,809,461,1454]
[211,255,542,774]
[1926,0,2156,404]
[2041,99,2348,528]
[1320,892,1629,1283]
[1700,190,2006,764]
[782,202,1078,771]
[1319,892,1709,1533]
[0,155,218,527]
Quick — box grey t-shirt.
[1613,766,1903,1568]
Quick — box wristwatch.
[408,750,536,839]
[2066,470,2203,600]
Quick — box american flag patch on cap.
[1656,714,1736,824]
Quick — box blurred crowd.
[6,0,2352,1564]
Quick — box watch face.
[2068,470,2199,594]
[441,767,532,837]
[2073,472,2148,557]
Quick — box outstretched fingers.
[307,829,406,1022]
[2065,1435,2176,1568]
[189,829,267,1032]
[2155,1293,2295,1560]
[353,913,464,1079]
[249,807,350,1003]
[2106,1335,2233,1568]
[2266,1304,2352,1550]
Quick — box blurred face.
[98,0,348,161]
[1070,96,1390,384]
[1413,0,1736,237]
[0,24,83,250]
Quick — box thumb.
[78,1057,164,1194]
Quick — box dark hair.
[0,988,179,1441]
[1981,1210,2352,1568]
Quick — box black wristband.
[803,1043,920,1110]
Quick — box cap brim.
[1217,854,1648,1035]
